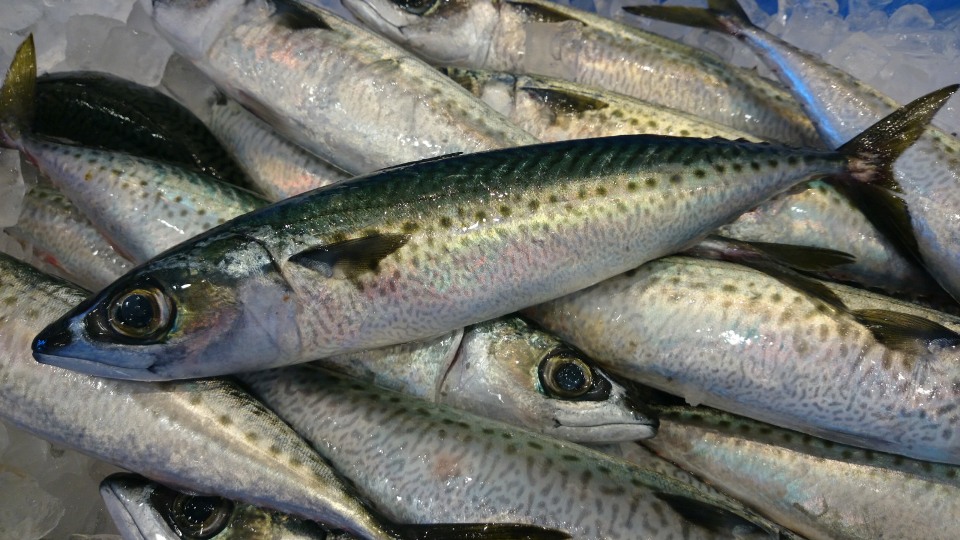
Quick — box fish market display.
[448,67,942,300]
[241,365,801,539]
[145,0,539,176]
[641,405,960,540]
[1,0,959,537]
[33,86,948,380]
[324,316,657,442]
[625,0,960,305]
[100,473,356,540]
[0,253,477,540]
[525,255,960,464]
[340,0,820,146]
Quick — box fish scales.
[0,254,404,539]
[241,366,794,539]
[525,256,960,463]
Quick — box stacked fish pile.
[1,0,959,538]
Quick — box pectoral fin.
[853,309,960,354]
[288,233,410,280]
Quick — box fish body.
[449,67,937,298]
[525,256,960,464]
[626,0,960,302]
[145,0,538,175]
[6,184,133,290]
[324,316,657,442]
[101,473,354,540]
[643,406,960,540]
[342,0,819,146]
[240,366,797,539]
[32,130,894,380]
[0,253,410,540]
[34,71,252,189]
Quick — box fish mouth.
[552,421,658,443]
[32,316,161,380]
[100,474,152,540]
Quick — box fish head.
[32,232,302,381]
[440,317,658,443]
[341,0,499,66]
[143,0,247,61]
[100,473,335,540]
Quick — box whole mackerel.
[0,253,488,540]
[448,67,942,299]
[641,406,960,540]
[341,0,819,146]
[525,255,960,464]
[144,0,538,176]
[31,83,953,381]
[626,0,960,302]
[324,316,657,442]
[240,365,802,539]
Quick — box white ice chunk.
[95,26,173,86]
[160,53,219,123]
[0,468,64,540]
[0,1,44,32]
[40,0,129,25]
[27,17,67,74]
[779,6,848,56]
[889,4,935,31]
[125,0,159,36]
[824,31,891,84]
[61,14,124,71]
[848,9,888,32]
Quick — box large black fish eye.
[538,348,612,401]
[107,286,173,340]
[392,0,437,15]
[170,494,233,539]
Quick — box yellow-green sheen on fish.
[30,84,953,381]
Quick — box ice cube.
[0,468,64,540]
[889,4,935,31]
[0,1,44,32]
[94,25,173,86]
[28,17,68,73]
[62,14,124,71]
[824,31,891,83]
[160,53,219,123]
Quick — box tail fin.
[623,0,753,36]
[394,522,571,540]
[0,34,36,149]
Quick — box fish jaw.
[100,475,163,540]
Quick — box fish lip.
[100,475,151,540]
[33,350,162,380]
[553,422,658,443]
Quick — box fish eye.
[538,348,612,401]
[107,286,173,340]
[169,494,233,539]
[392,0,437,15]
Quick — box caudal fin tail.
[623,0,753,36]
[0,34,36,149]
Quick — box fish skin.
[0,253,407,540]
[32,131,879,381]
[100,473,355,540]
[324,316,658,442]
[642,406,960,540]
[524,255,960,464]
[341,0,820,146]
[6,184,133,291]
[34,71,254,190]
[624,0,960,302]
[239,365,798,539]
[448,67,940,300]
[144,0,538,176]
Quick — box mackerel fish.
[145,0,538,176]
[101,473,355,540]
[6,184,133,291]
[0,37,267,263]
[240,365,803,539]
[626,0,960,302]
[525,255,960,464]
[323,316,657,442]
[447,67,941,299]
[341,0,819,146]
[0,253,463,540]
[642,405,960,540]
[161,56,351,202]
[30,82,952,380]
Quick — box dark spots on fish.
[577,187,587,199]
[626,180,639,192]
[188,394,202,405]
[268,444,281,456]
[599,484,625,496]
[597,465,612,475]
[501,432,513,440]
[499,205,512,217]
[549,194,561,204]
[217,415,232,426]
[416,407,429,416]
[732,163,743,173]
[713,163,726,174]
[693,169,706,179]
[402,221,420,233]
[948,469,957,478]
[437,429,447,439]
[647,120,658,129]
[921,461,933,473]
[25,308,38,318]
[781,432,793,443]
[821,438,833,448]
[86,157,96,164]
[439,216,452,228]
[564,203,574,212]
[881,352,894,370]
[720,284,736,293]
[83,171,93,182]
[669,174,682,185]
[288,457,303,468]
[456,421,470,429]
[482,427,495,435]
[528,441,543,450]
[245,432,259,442]
[944,428,954,441]
[750,161,761,171]
[111,168,122,176]
[527,199,541,212]
[716,419,731,429]
[767,159,779,168]
[787,155,799,166]
[818,324,830,341]
[505,443,518,455]
[561,454,580,462]
[456,206,466,219]
[475,210,487,222]
[630,478,644,488]
[770,292,782,303]
[2,296,15,306]
[840,449,854,459]
[645,178,657,188]
[197,209,206,216]
[596,186,607,197]
[737,423,751,434]
[679,129,690,137]
[803,155,817,164]
[410,256,420,268]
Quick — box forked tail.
[0,34,36,150]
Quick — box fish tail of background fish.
[0,34,35,149]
